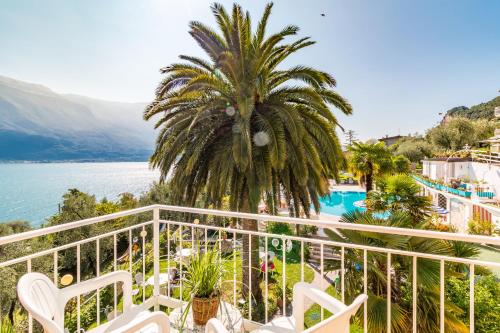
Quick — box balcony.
[1,205,499,333]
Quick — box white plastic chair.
[17,270,170,333]
[206,282,367,333]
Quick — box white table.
[176,248,194,258]
[169,301,243,333]
[175,248,196,266]
[146,273,171,286]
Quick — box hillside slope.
[446,96,500,120]
[0,76,155,161]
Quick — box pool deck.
[329,184,365,192]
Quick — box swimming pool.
[319,191,366,216]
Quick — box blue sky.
[1,0,499,140]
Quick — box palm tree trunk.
[365,172,373,192]
[365,163,374,192]
[240,189,263,310]
[8,300,15,324]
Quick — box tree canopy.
[347,141,392,192]
[426,117,495,151]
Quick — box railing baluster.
[300,240,304,282]
[218,228,222,265]
[192,224,195,249]
[113,233,117,317]
[283,236,287,317]
[341,246,345,303]
[248,233,252,321]
[53,251,58,285]
[141,226,146,303]
[440,259,445,333]
[179,225,183,301]
[77,243,81,332]
[128,229,133,274]
[153,208,160,310]
[363,249,367,333]
[413,256,417,333]
[204,227,208,253]
[27,259,32,333]
[265,235,269,323]
[233,231,237,309]
[387,253,391,333]
[96,238,100,325]
[320,243,324,321]
[470,264,475,333]
[167,223,171,298]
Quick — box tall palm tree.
[325,211,471,333]
[348,141,393,192]
[144,3,351,308]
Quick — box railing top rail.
[0,205,155,246]
[155,205,500,246]
[1,204,499,247]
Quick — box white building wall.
[422,161,500,195]
[450,199,468,232]
[467,162,500,195]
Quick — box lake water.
[1,164,368,227]
[0,162,160,227]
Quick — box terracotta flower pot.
[192,296,220,325]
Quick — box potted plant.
[183,246,225,326]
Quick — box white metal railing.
[1,204,499,333]
[471,150,500,164]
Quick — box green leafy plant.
[1,317,15,333]
[183,245,225,298]
[392,155,411,174]
[180,244,228,327]
[467,213,492,236]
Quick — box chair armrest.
[205,318,229,333]
[293,282,347,312]
[157,295,184,309]
[243,319,263,331]
[107,311,170,333]
[292,282,348,332]
[60,271,133,311]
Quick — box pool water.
[319,191,366,216]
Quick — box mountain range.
[0,75,156,161]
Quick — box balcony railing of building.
[1,205,499,333]
[471,150,500,164]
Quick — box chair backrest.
[18,271,134,333]
[17,273,64,333]
[292,282,367,333]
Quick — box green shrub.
[446,275,500,333]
